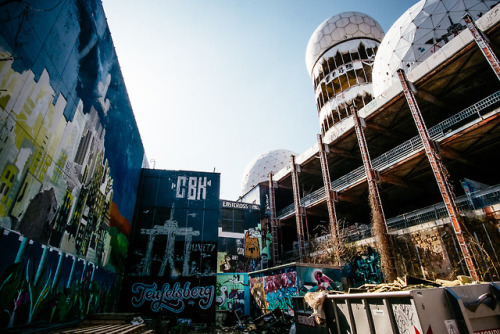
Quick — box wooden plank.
[106,324,144,334]
[65,324,124,334]
[115,324,146,334]
[91,324,130,334]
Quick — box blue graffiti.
[265,286,298,312]
[343,248,383,286]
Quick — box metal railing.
[343,184,500,240]
[276,90,500,219]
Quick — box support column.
[351,105,396,282]
[317,134,341,263]
[268,173,280,266]
[397,69,479,281]
[290,155,306,261]
[464,14,500,81]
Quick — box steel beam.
[290,155,306,261]
[268,173,280,266]
[397,68,480,281]
[464,14,500,81]
[351,105,396,281]
[317,134,341,262]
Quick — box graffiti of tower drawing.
[140,208,200,277]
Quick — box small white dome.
[241,149,296,195]
[305,12,385,77]
[372,0,498,96]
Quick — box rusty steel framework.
[351,105,397,281]
[290,155,306,261]
[397,69,480,281]
[464,14,500,81]
[268,173,280,266]
[317,134,341,262]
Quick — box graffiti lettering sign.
[175,176,211,200]
[122,170,219,321]
[131,281,214,313]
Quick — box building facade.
[121,169,220,322]
[0,0,145,328]
[242,0,500,283]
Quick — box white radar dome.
[305,11,385,77]
[372,0,498,96]
[241,149,296,195]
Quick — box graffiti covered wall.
[218,200,269,273]
[0,0,145,328]
[341,246,383,287]
[121,169,220,322]
[216,273,250,316]
[249,266,298,314]
[0,229,121,327]
[249,264,342,315]
[297,265,342,293]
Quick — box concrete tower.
[305,12,385,136]
[372,0,499,96]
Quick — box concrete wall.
[120,169,220,323]
[249,264,342,315]
[0,0,144,328]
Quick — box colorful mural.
[0,0,144,270]
[121,170,220,322]
[249,265,342,315]
[297,266,342,293]
[0,0,145,328]
[218,200,269,273]
[342,247,383,287]
[218,228,270,273]
[216,273,250,316]
[0,229,120,328]
[249,268,297,315]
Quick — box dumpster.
[292,281,500,334]
[292,293,331,334]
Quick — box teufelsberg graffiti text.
[131,281,215,313]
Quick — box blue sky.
[102,0,417,201]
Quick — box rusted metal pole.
[463,14,500,81]
[351,105,397,282]
[268,173,280,266]
[317,134,341,263]
[397,69,480,281]
[304,207,311,244]
[290,155,306,261]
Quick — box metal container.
[292,282,500,334]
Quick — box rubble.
[303,290,328,325]
[347,275,476,294]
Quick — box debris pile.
[349,275,475,293]
[303,290,328,325]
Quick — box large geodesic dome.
[372,0,499,96]
[305,11,385,77]
[241,149,296,195]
